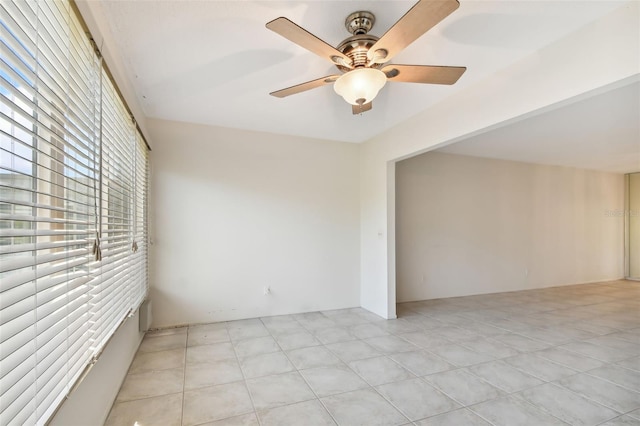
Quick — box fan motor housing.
[336,11,381,72]
[336,34,380,72]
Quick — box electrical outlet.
[263,286,271,295]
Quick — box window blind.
[0,1,149,424]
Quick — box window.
[0,1,149,424]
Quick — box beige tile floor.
[105,280,640,426]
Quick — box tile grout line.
[364,364,447,425]
[263,315,342,426]
[552,377,638,415]
[466,393,573,426]
[226,323,261,426]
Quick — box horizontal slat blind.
[2,1,52,423]
[132,131,148,307]
[0,1,149,424]
[90,68,134,352]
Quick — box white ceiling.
[90,0,627,143]
[437,81,640,174]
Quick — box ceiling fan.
[266,0,466,115]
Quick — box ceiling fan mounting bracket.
[345,11,375,35]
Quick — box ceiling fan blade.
[368,0,460,64]
[266,17,352,68]
[382,64,466,85]
[270,75,339,98]
[352,102,373,115]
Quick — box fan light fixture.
[333,68,387,106]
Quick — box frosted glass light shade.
[334,68,387,105]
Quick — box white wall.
[360,2,639,318]
[396,152,625,302]
[50,313,143,426]
[148,118,361,328]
